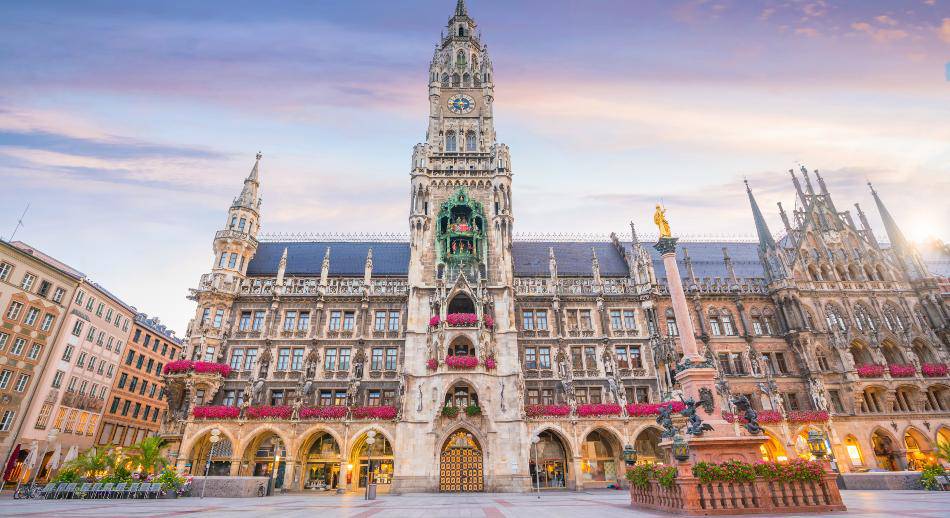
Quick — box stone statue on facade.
[808,377,829,411]
[291,396,303,420]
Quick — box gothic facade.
[164,1,950,494]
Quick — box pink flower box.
[525,404,571,417]
[446,313,479,327]
[299,406,347,420]
[483,315,494,329]
[246,405,292,419]
[922,363,948,377]
[888,364,916,378]
[786,410,830,423]
[856,364,884,378]
[192,405,240,419]
[426,358,438,370]
[163,360,232,377]
[625,401,686,417]
[483,357,497,370]
[445,355,479,369]
[351,405,398,420]
[576,403,622,417]
[429,315,441,327]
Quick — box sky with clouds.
[1,0,948,334]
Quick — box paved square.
[1,490,948,518]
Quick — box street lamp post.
[530,435,541,499]
[29,429,59,492]
[271,437,282,495]
[201,428,221,499]
[364,431,377,500]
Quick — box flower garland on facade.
[922,363,948,377]
[351,405,398,420]
[856,364,884,378]
[299,406,348,420]
[786,410,830,423]
[625,401,686,417]
[163,360,232,377]
[887,364,915,377]
[428,315,441,327]
[483,356,497,370]
[192,405,240,419]
[246,405,292,419]
[524,404,571,417]
[426,358,439,370]
[576,403,623,417]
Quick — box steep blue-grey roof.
[246,239,950,280]
[247,242,410,276]
[512,241,628,276]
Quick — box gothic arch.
[179,424,239,461]
[237,424,294,462]
[297,425,345,459]
[526,424,576,459]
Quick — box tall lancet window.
[446,131,457,152]
[465,131,476,151]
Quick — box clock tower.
[399,0,527,493]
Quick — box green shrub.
[441,406,459,418]
[464,404,481,417]
[51,469,80,483]
[654,465,678,489]
[625,464,654,489]
[920,464,946,491]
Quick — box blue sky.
[1,0,948,333]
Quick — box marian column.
[652,206,765,463]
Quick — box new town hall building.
[163,1,950,494]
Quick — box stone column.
[653,238,703,363]
[229,458,242,476]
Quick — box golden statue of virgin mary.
[654,204,671,238]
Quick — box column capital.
[654,237,679,256]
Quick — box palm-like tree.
[127,437,168,474]
[64,447,114,477]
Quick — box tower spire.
[235,152,262,211]
[455,0,468,17]
[868,182,908,250]
[745,180,776,252]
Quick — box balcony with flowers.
[576,403,623,418]
[190,404,397,421]
[722,410,829,424]
[625,401,686,417]
[887,363,916,378]
[429,313,494,329]
[922,363,948,377]
[164,360,233,377]
[856,364,885,378]
[525,404,572,418]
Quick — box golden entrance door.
[439,431,484,492]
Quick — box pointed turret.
[455,0,468,17]
[364,248,374,285]
[590,247,602,285]
[235,152,262,211]
[854,202,880,249]
[745,180,776,253]
[320,247,331,286]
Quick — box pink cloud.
[851,21,908,42]
[940,18,950,43]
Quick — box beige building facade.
[0,241,80,481]
[163,0,950,494]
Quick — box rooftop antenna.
[8,203,30,241]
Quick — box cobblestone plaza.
[1,490,949,518]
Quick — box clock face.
[448,94,475,114]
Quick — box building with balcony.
[95,313,181,448]
[164,0,950,495]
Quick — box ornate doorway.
[439,431,484,492]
